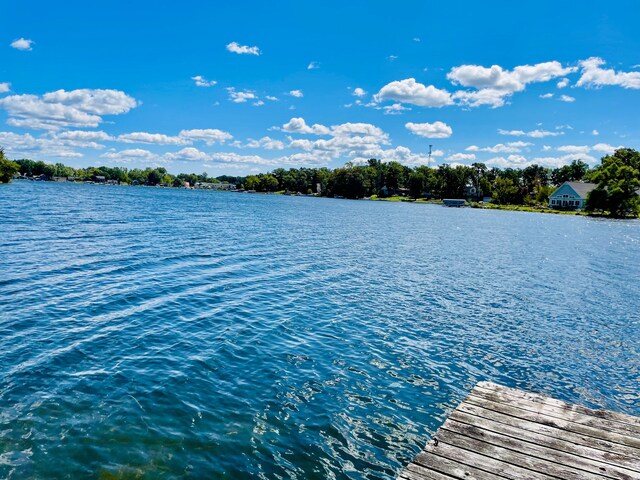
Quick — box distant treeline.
[2,147,639,216]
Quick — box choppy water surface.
[0,182,639,479]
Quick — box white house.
[548,181,597,209]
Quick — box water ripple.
[0,182,639,479]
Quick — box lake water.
[1,181,639,479]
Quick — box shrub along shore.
[1,147,638,218]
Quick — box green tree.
[586,148,640,217]
[0,149,20,183]
[492,177,519,204]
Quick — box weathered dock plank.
[399,382,640,480]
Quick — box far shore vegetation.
[1,146,639,218]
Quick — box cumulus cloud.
[592,129,599,136]
[466,142,532,153]
[265,95,279,101]
[226,42,261,55]
[0,83,10,93]
[0,89,138,130]
[498,128,563,138]
[56,130,114,142]
[452,88,511,108]
[557,78,570,88]
[405,121,452,138]
[352,145,437,166]
[289,90,304,98]
[557,145,590,154]
[178,128,233,145]
[0,130,109,158]
[243,136,285,150]
[446,153,476,162]
[10,38,34,51]
[531,153,597,167]
[307,61,319,70]
[540,93,554,99]
[282,117,330,135]
[118,132,189,145]
[164,147,211,162]
[559,94,575,102]
[227,87,257,103]
[100,148,158,162]
[576,57,640,89]
[352,87,367,97]
[448,61,576,108]
[592,143,622,154]
[191,75,217,87]
[448,61,575,90]
[374,78,452,107]
[382,103,411,115]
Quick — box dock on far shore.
[399,381,640,480]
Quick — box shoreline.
[9,180,628,218]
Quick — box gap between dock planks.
[399,382,640,480]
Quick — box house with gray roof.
[548,181,597,209]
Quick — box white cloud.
[540,93,554,99]
[498,128,563,138]
[557,78,569,88]
[243,136,285,150]
[42,89,137,115]
[0,89,137,130]
[461,89,514,108]
[56,130,113,142]
[452,88,510,108]
[10,38,34,51]
[352,87,367,97]
[289,90,304,98]
[466,142,531,153]
[282,117,330,135]
[405,121,452,138]
[118,132,189,145]
[191,75,217,87]
[557,145,590,154]
[178,128,233,145]
[164,147,211,162]
[577,57,640,89]
[0,83,10,93]
[265,96,279,101]
[352,145,436,166]
[253,100,264,106]
[486,155,531,168]
[592,129,599,136]
[446,153,476,162]
[374,78,452,107]
[226,42,260,56]
[227,88,257,103]
[382,103,411,115]
[387,55,398,61]
[448,61,575,108]
[413,37,421,42]
[531,153,597,167]
[559,94,575,102]
[307,61,319,70]
[0,130,106,158]
[592,143,622,154]
[448,61,575,91]
[101,148,158,162]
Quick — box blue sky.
[2,0,639,175]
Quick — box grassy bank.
[471,202,588,215]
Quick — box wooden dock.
[399,381,640,480]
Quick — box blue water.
[0,181,639,479]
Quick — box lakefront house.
[548,181,597,209]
